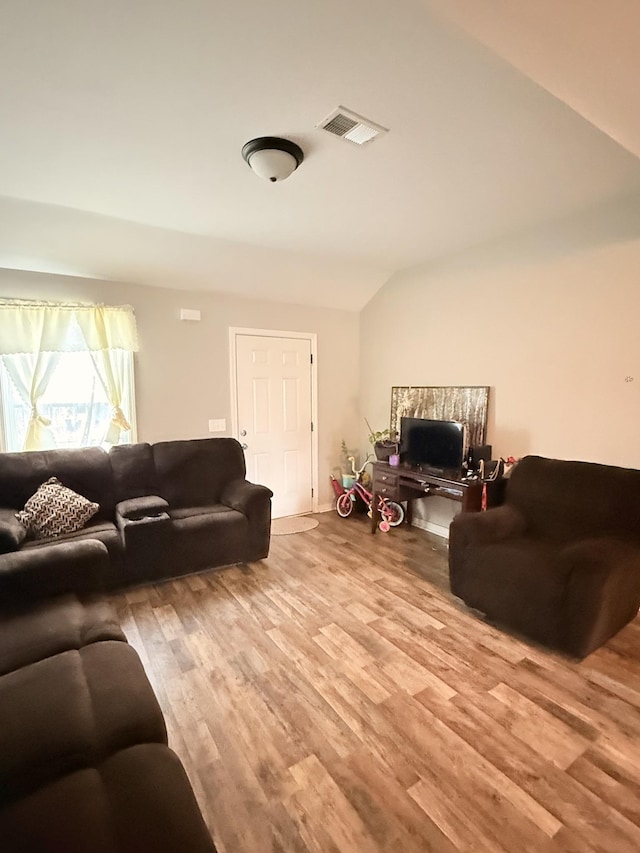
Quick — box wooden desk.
[370,461,483,534]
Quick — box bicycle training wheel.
[381,500,405,527]
[336,493,354,518]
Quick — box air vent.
[316,106,388,145]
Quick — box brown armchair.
[449,455,640,658]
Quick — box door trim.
[229,327,319,515]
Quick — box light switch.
[208,418,226,432]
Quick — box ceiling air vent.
[316,106,388,145]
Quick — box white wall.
[0,269,360,509]
[360,214,640,531]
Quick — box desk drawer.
[373,471,399,496]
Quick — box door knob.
[241,443,248,450]
[240,429,247,436]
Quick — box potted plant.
[365,419,398,462]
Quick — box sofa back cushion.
[152,438,246,508]
[0,448,115,522]
[507,455,640,543]
[110,443,160,502]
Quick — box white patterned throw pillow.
[16,477,99,540]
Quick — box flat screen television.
[400,417,466,472]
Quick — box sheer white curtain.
[75,305,137,445]
[0,299,138,451]
[1,353,60,450]
[0,302,73,450]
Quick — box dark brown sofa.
[0,437,272,592]
[449,455,640,658]
[0,542,217,852]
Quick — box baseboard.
[317,503,334,514]
[411,517,450,540]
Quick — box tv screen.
[400,417,466,472]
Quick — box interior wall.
[360,226,640,530]
[0,269,360,509]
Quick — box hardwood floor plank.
[489,682,592,769]
[567,754,640,828]
[332,747,457,853]
[384,691,562,843]
[516,657,640,740]
[289,754,383,853]
[446,691,640,852]
[342,663,392,705]
[408,774,513,853]
[345,601,380,624]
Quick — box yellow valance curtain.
[0,300,139,354]
[0,300,139,450]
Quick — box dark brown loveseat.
[0,542,217,853]
[449,455,640,658]
[0,437,272,592]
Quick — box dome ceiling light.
[241,136,304,183]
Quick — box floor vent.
[316,106,388,145]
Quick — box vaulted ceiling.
[1,0,639,309]
[423,0,640,162]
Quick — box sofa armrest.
[560,537,640,658]
[0,539,109,608]
[116,495,169,522]
[0,508,27,554]
[449,504,526,548]
[220,479,273,517]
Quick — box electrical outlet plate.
[208,418,226,432]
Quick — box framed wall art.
[390,386,490,449]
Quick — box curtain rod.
[0,299,135,312]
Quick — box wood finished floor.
[110,512,640,853]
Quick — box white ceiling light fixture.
[242,137,304,183]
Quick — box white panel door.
[235,334,313,519]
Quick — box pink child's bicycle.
[332,455,405,532]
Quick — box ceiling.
[422,0,640,162]
[1,0,639,310]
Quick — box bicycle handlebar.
[347,454,373,477]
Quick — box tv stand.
[371,461,482,534]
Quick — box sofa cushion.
[22,519,118,543]
[508,455,640,544]
[168,503,235,520]
[18,523,126,592]
[110,442,160,503]
[0,595,125,676]
[0,540,111,606]
[169,508,250,572]
[153,438,246,508]
[0,641,167,806]
[0,447,115,521]
[0,508,27,554]
[16,477,99,540]
[0,744,217,853]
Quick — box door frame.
[229,327,319,515]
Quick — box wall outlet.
[208,418,226,432]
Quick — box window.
[0,300,138,453]
[0,350,136,452]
